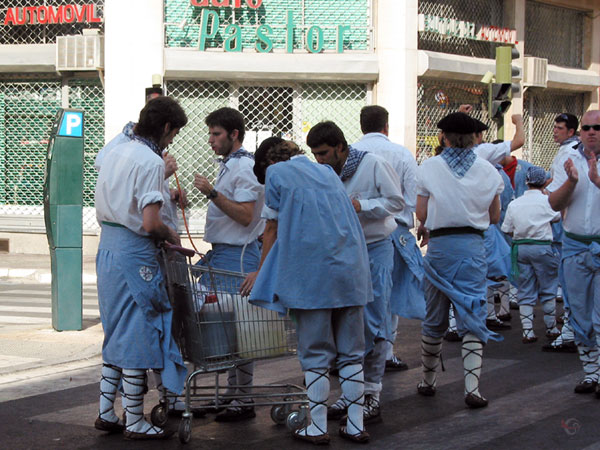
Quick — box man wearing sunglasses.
[547,110,600,396]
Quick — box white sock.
[235,360,254,399]
[519,305,535,338]
[577,345,600,382]
[153,371,185,411]
[123,369,163,435]
[339,364,365,436]
[542,300,556,329]
[299,369,329,437]
[498,280,511,315]
[462,333,485,399]
[486,287,498,320]
[99,363,122,423]
[448,305,457,332]
[420,335,442,388]
[385,340,394,361]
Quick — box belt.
[429,226,484,238]
[510,239,552,279]
[101,221,125,228]
[564,231,600,245]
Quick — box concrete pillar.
[374,0,418,154]
[104,0,164,142]
[589,2,600,109]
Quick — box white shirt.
[343,152,404,244]
[96,131,178,230]
[95,140,164,236]
[474,141,511,166]
[204,151,265,245]
[501,190,560,240]
[417,155,504,230]
[352,133,417,228]
[551,139,580,179]
[547,147,600,235]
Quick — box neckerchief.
[340,146,367,181]
[220,148,255,164]
[440,147,477,178]
[577,144,600,162]
[502,156,518,188]
[122,121,162,157]
[562,136,580,149]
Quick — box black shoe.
[486,318,512,331]
[541,340,577,353]
[385,355,408,371]
[497,312,512,321]
[444,330,461,342]
[215,405,256,422]
[203,398,232,414]
[417,382,436,397]
[574,379,597,394]
[465,393,488,409]
[94,416,125,433]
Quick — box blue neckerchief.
[562,136,580,148]
[122,121,161,157]
[220,148,255,164]
[440,147,477,178]
[340,146,367,181]
[577,143,600,161]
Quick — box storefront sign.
[418,14,517,45]
[3,4,102,26]
[191,0,262,7]
[198,8,349,53]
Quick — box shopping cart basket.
[154,246,307,444]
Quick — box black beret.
[253,136,284,185]
[437,112,488,134]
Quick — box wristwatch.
[206,189,218,200]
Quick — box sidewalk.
[0,252,97,284]
[0,253,102,385]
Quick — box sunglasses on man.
[581,124,600,132]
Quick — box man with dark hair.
[193,107,264,421]
[308,120,404,425]
[553,113,580,165]
[353,105,425,373]
[501,166,561,343]
[547,110,600,395]
[416,112,503,409]
[242,138,372,444]
[94,96,187,440]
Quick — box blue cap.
[526,166,547,186]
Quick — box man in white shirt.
[416,112,503,409]
[308,121,404,425]
[501,166,561,343]
[552,113,581,173]
[547,110,600,395]
[351,105,425,372]
[94,96,187,440]
[193,107,265,421]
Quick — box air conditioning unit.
[522,56,548,88]
[56,32,104,72]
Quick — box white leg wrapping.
[486,287,497,319]
[462,333,485,399]
[519,305,536,339]
[448,305,457,332]
[123,369,163,435]
[419,335,442,388]
[498,280,511,316]
[339,364,365,436]
[302,368,329,437]
[542,300,559,334]
[153,370,185,412]
[235,360,254,398]
[99,363,122,423]
[578,344,600,383]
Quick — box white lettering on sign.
[418,14,517,45]
[66,114,81,135]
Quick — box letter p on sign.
[59,111,84,137]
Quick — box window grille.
[165,79,368,233]
[525,1,587,69]
[418,0,505,59]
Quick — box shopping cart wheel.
[151,403,168,427]
[270,405,288,425]
[286,410,307,432]
[179,417,192,444]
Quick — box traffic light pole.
[494,46,513,140]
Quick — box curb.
[0,268,97,285]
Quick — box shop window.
[525,1,587,69]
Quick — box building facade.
[0,0,598,254]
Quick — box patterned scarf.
[220,148,255,164]
[340,146,367,181]
[122,121,162,157]
[440,147,477,178]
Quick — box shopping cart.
[154,246,308,444]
